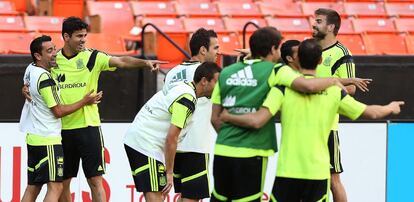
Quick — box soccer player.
[123,62,221,202]
[219,39,404,202]
[312,8,358,201]
[19,36,102,202]
[23,17,165,202]
[163,28,219,202]
[210,27,350,202]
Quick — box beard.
[312,28,327,40]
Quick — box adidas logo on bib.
[226,66,257,87]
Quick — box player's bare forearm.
[221,108,272,129]
[292,77,337,93]
[51,90,102,118]
[211,104,223,132]
[362,101,404,119]
[164,124,181,175]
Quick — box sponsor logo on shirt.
[226,66,257,87]
[170,69,188,84]
[223,95,236,107]
[56,74,66,82]
[229,107,257,114]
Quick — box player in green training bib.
[218,39,404,202]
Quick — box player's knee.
[87,176,103,188]
[48,182,63,193]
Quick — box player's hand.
[162,173,173,196]
[84,90,103,105]
[351,78,372,92]
[334,79,348,94]
[219,109,230,122]
[22,84,32,102]
[145,60,168,72]
[235,48,251,62]
[388,101,405,115]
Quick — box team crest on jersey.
[57,166,64,177]
[323,56,332,66]
[159,175,167,186]
[76,59,84,69]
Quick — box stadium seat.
[183,17,228,33]
[395,18,414,33]
[0,1,19,15]
[217,2,263,18]
[177,0,211,2]
[52,0,83,17]
[24,16,64,33]
[87,1,135,36]
[282,33,311,41]
[86,33,131,55]
[0,32,34,54]
[337,34,366,55]
[224,18,266,33]
[131,1,177,18]
[259,2,303,17]
[344,2,387,18]
[176,2,219,17]
[0,15,25,32]
[217,32,241,56]
[353,18,396,33]
[385,3,414,18]
[266,17,311,33]
[404,34,414,54]
[338,19,355,34]
[301,2,346,17]
[141,17,188,69]
[7,0,29,13]
[362,33,407,55]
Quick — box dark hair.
[281,40,300,64]
[62,16,88,38]
[315,8,341,36]
[194,62,221,83]
[249,26,282,59]
[190,28,218,57]
[30,35,52,62]
[298,39,322,70]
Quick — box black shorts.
[271,177,329,202]
[328,130,343,173]
[61,126,105,179]
[124,144,167,193]
[211,155,267,202]
[173,152,210,199]
[27,144,64,185]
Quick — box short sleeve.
[38,73,61,108]
[170,93,196,129]
[95,51,116,72]
[273,65,301,87]
[262,86,284,116]
[211,82,221,105]
[338,94,367,120]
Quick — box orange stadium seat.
[362,33,407,55]
[0,15,25,32]
[338,19,355,34]
[404,34,414,54]
[176,2,219,17]
[53,0,83,17]
[24,16,64,33]
[337,34,366,55]
[131,1,177,18]
[217,32,241,56]
[385,3,414,18]
[86,33,130,55]
[38,32,64,49]
[259,2,303,17]
[353,18,396,33]
[282,33,311,41]
[183,17,228,33]
[224,18,267,33]
[87,1,135,36]
[177,0,211,2]
[214,0,254,3]
[7,0,28,13]
[217,2,262,18]
[387,0,414,2]
[302,0,337,2]
[0,32,33,54]
[395,18,414,33]
[301,2,346,17]
[266,17,312,33]
[0,1,18,15]
[142,17,188,68]
[344,2,387,18]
